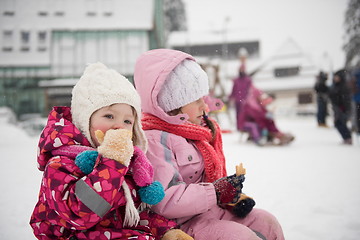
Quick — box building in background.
[0,0,165,118]
[252,38,319,116]
[168,31,319,117]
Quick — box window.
[38,11,48,16]
[3,30,13,41]
[21,31,30,44]
[38,31,47,51]
[3,11,14,16]
[274,66,300,78]
[20,46,30,52]
[103,12,113,17]
[2,30,13,51]
[86,11,97,16]
[54,11,65,16]
[38,31,46,43]
[2,46,12,52]
[20,31,30,51]
[298,92,313,104]
[86,0,97,17]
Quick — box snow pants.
[333,105,352,140]
[316,94,328,124]
[355,102,360,134]
[180,207,284,240]
[237,103,280,135]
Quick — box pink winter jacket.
[134,50,218,225]
[30,106,177,240]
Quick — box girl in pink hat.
[134,49,285,240]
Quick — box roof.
[39,78,78,87]
[254,75,316,92]
[252,38,319,91]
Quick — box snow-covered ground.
[1,113,359,240]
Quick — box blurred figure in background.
[314,71,329,127]
[329,69,352,145]
[229,48,294,146]
[350,67,360,137]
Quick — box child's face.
[90,103,135,147]
[333,75,341,83]
[181,97,207,125]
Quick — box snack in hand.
[96,129,134,166]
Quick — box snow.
[1,112,360,239]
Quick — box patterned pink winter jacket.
[30,106,176,240]
[134,49,220,225]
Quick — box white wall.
[0,0,153,73]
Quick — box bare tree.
[163,0,187,43]
[344,0,360,68]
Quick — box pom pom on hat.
[71,62,147,151]
[157,59,209,112]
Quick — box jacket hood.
[134,48,198,125]
[37,106,91,171]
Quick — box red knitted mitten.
[213,174,244,205]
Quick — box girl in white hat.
[30,62,193,240]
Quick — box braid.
[203,113,216,140]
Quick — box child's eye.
[124,119,133,125]
[104,114,114,119]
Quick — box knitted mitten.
[226,163,255,218]
[74,150,99,174]
[229,194,256,218]
[130,146,154,187]
[95,129,134,166]
[161,229,194,240]
[138,181,164,205]
[131,146,165,205]
[213,174,244,205]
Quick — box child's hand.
[75,150,99,174]
[96,129,134,166]
[161,229,194,240]
[213,174,244,205]
[130,147,165,205]
[227,193,256,218]
[227,163,255,218]
[130,146,154,187]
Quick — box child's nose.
[113,122,124,129]
[199,99,207,110]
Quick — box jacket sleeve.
[42,155,129,230]
[139,210,177,240]
[342,85,352,113]
[145,135,217,219]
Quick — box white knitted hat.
[157,59,209,112]
[71,62,147,151]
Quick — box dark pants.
[355,102,360,134]
[316,95,328,124]
[333,106,352,140]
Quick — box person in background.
[134,48,285,240]
[30,62,193,240]
[350,67,360,137]
[314,71,329,127]
[329,69,353,145]
[229,48,294,146]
